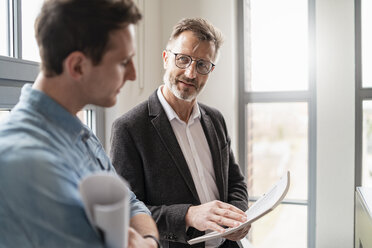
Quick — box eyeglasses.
[168,50,215,75]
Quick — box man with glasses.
[110,18,249,247]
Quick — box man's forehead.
[170,31,216,60]
[107,24,135,50]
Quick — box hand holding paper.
[185,200,247,233]
[188,171,290,245]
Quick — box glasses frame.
[167,50,215,75]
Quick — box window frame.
[355,0,362,188]
[237,0,316,247]
[355,0,372,187]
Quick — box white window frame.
[355,0,372,188]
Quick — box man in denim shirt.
[0,0,159,247]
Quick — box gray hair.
[166,18,224,62]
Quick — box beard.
[163,70,204,102]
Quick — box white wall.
[316,0,355,247]
[105,0,163,151]
[160,0,239,154]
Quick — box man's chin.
[175,91,196,102]
[167,83,197,102]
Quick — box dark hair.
[35,0,142,77]
[167,18,224,61]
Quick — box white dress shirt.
[157,86,224,247]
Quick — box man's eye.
[198,60,208,68]
[178,56,190,64]
[121,60,130,67]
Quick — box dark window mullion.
[245,91,310,104]
[12,0,22,59]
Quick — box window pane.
[77,110,91,127]
[248,204,307,248]
[362,0,372,87]
[0,110,10,122]
[362,101,372,186]
[247,103,308,200]
[246,0,308,91]
[77,109,94,132]
[21,0,43,62]
[0,0,9,56]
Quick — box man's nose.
[184,61,197,79]
[124,59,136,82]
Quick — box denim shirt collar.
[19,84,90,142]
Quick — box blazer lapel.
[148,91,200,203]
[200,107,226,202]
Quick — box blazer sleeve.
[110,119,195,244]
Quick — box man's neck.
[161,85,196,123]
[33,73,86,115]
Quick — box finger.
[225,225,251,241]
[224,229,247,240]
[216,201,246,215]
[213,208,247,222]
[204,220,226,233]
[127,228,136,248]
[209,214,241,228]
[225,232,246,241]
[127,227,142,248]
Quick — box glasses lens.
[175,54,191,68]
[197,60,212,75]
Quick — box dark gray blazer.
[110,91,248,248]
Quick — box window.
[247,103,308,247]
[0,0,40,114]
[361,0,372,88]
[247,0,308,92]
[0,0,9,56]
[77,108,99,133]
[356,0,372,187]
[0,110,10,122]
[21,0,43,62]
[238,0,315,247]
[362,101,372,186]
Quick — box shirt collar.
[157,85,201,123]
[19,84,90,141]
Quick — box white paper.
[188,171,290,245]
[79,172,130,248]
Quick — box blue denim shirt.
[0,84,151,248]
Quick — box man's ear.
[63,51,90,81]
[162,50,169,69]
